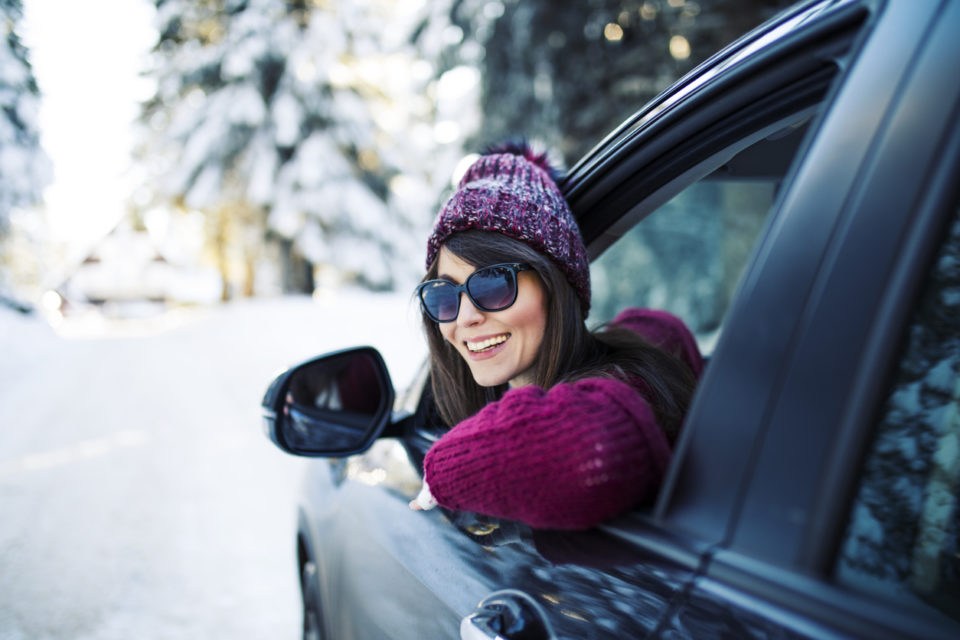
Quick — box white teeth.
[466,335,508,352]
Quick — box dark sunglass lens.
[421,281,458,321]
[468,266,516,310]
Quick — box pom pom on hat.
[425,140,591,313]
[480,139,564,184]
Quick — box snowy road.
[0,294,425,640]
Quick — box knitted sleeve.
[422,377,672,530]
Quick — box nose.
[457,292,485,327]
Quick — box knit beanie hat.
[425,141,591,313]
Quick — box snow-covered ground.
[0,292,426,640]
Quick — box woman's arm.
[422,377,671,530]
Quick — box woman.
[410,141,703,530]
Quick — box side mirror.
[262,347,395,457]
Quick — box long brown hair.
[422,230,697,440]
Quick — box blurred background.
[0,1,792,638]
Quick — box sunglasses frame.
[416,262,533,323]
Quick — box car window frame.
[556,0,872,546]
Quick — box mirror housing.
[262,347,395,457]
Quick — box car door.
[655,0,960,637]
[297,2,886,638]
[300,392,696,639]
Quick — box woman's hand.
[409,480,437,511]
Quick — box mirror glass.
[280,350,389,454]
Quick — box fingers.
[410,481,438,511]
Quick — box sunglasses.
[416,263,533,323]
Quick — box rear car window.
[835,205,960,622]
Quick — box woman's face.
[436,246,548,388]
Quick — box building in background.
[53,213,222,318]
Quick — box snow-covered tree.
[0,0,50,300]
[137,0,480,300]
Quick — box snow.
[0,292,427,640]
[0,306,58,382]
[225,83,267,126]
[270,93,302,148]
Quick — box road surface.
[0,294,424,640]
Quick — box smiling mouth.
[466,334,510,353]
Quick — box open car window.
[589,116,814,355]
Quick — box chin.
[471,371,510,388]
[467,364,511,388]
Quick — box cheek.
[526,310,548,350]
[438,322,457,346]
[511,288,548,345]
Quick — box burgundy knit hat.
[425,141,591,313]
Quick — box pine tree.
[0,0,50,300]
[137,0,468,299]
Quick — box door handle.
[460,589,558,640]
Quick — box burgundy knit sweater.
[422,308,703,530]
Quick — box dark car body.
[263,0,960,637]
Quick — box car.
[261,0,960,637]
